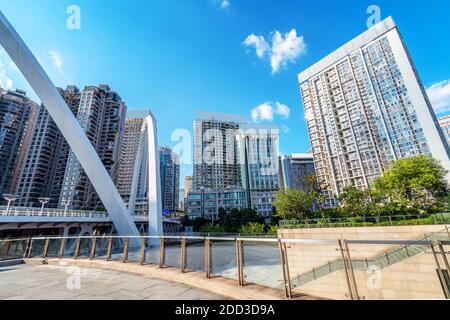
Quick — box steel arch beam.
[0,11,139,239]
[128,114,163,242]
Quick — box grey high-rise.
[59,85,126,210]
[0,88,38,198]
[298,17,450,203]
[278,153,316,190]
[193,111,246,190]
[16,86,80,207]
[159,146,180,213]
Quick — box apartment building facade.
[298,17,450,202]
[15,86,80,207]
[278,153,316,190]
[0,89,38,198]
[236,124,280,217]
[59,85,126,210]
[159,146,180,213]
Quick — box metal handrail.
[1,234,449,300]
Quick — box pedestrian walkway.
[0,264,225,300]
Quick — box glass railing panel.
[47,238,61,257]
[186,238,205,273]
[29,239,45,257]
[77,238,92,258]
[110,237,125,261]
[210,239,237,281]
[62,237,78,257]
[242,240,282,289]
[0,240,27,260]
[346,242,446,300]
[93,237,110,259]
[164,238,181,269]
[127,239,142,263]
[143,239,160,265]
[286,240,350,300]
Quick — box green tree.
[373,155,448,213]
[239,222,266,235]
[218,208,263,233]
[338,186,369,218]
[273,188,313,220]
[199,224,226,233]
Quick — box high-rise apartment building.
[0,88,38,198]
[16,86,80,207]
[236,124,280,217]
[438,115,450,148]
[183,176,193,213]
[278,153,316,190]
[193,111,246,190]
[59,85,126,210]
[159,146,180,213]
[117,116,145,200]
[298,17,450,202]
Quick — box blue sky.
[1,0,450,185]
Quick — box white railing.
[0,206,109,220]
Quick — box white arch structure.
[0,11,162,242]
[128,114,163,242]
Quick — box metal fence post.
[74,237,81,259]
[89,237,96,260]
[181,238,187,273]
[205,238,211,279]
[42,238,49,258]
[437,241,450,274]
[430,243,450,299]
[159,238,165,268]
[236,240,245,286]
[106,237,112,261]
[338,239,353,300]
[27,238,34,258]
[58,238,65,259]
[140,238,146,265]
[122,238,129,263]
[344,240,360,300]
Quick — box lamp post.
[61,198,71,216]
[2,194,17,215]
[38,197,50,216]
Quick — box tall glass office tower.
[236,124,280,217]
[298,17,450,202]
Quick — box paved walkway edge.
[24,258,293,300]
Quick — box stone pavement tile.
[0,282,28,294]
[103,289,148,300]
[69,283,121,296]
[69,294,112,300]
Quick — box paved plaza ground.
[0,264,226,300]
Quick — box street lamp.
[38,197,50,216]
[2,194,17,215]
[61,198,71,216]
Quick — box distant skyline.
[1,0,450,184]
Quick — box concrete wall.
[278,225,449,300]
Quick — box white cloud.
[251,101,290,122]
[275,102,290,119]
[243,34,269,58]
[427,80,450,114]
[0,51,14,90]
[49,50,63,73]
[210,0,230,10]
[251,102,274,122]
[281,125,290,133]
[243,29,306,73]
[220,0,230,9]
